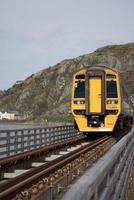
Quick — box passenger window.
[74,81,85,98]
[107,80,117,98]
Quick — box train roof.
[77,64,118,73]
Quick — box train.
[71,64,133,134]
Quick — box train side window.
[74,81,85,98]
[107,80,117,98]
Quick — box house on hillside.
[0,111,15,120]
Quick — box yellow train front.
[71,65,133,133]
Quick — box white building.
[0,112,15,120]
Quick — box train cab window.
[74,81,85,98]
[107,80,117,98]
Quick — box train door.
[89,77,102,113]
[86,70,105,115]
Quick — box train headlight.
[114,100,118,104]
[112,100,118,104]
[107,100,111,104]
[107,100,118,104]
[80,100,85,104]
[74,100,85,104]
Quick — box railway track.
[0,135,117,200]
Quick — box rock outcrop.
[0,42,134,123]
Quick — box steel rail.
[0,136,111,200]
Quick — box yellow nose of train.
[71,65,133,134]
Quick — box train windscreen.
[107,80,117,98]
[74,81,85,98]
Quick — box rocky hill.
[0,42,134,123]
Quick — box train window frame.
[74,80,85,98]
[106,80,118,98]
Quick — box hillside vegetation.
[0,43,134,123]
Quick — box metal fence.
[0,125,79,158]
[62,129,134,200]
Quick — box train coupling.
[88,115,102,127]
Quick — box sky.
[0,0,134,90]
